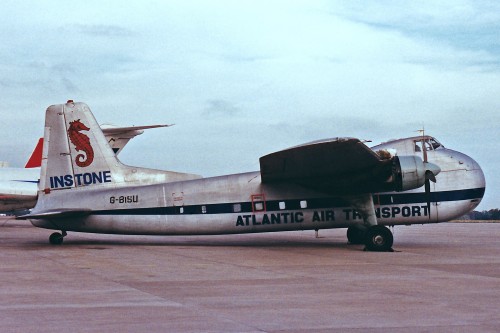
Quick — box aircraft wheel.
[347,225,367,244]
[49,232,64,245]
[364,225,393,252]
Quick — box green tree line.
[459,209,500,220]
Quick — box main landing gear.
[347,225,394,252]
[49,231,67,245]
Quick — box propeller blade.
[425,178,431,219]
[420,134,439,219]
[425,169,437,183]
[424,162,440,182]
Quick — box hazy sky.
[0,1,498,209]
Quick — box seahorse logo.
[68,119,94,167]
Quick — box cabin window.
[279,201,286,210]
[300,200,307,209]
[233,204,241,213]
[251,194,266,212]
[254,202,264,211]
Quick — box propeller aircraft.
[20,101,485,251]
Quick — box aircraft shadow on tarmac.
[22,231,365,250]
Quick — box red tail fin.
[25,138,44,168]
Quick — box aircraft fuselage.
[32,147,485,235]
[24,102,486,251]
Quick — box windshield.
[429,137,444,150]
[414,137,444,152]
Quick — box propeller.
[424,171,434,217]
[422,138,440,218]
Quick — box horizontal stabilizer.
[101,124,173,155]
[101,124,173,135]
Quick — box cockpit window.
[429,138,443,149]
[414,137,444,153]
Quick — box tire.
[49,232,64,245]
[347,225,367,244]
[364,225,393,252]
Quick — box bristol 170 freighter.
[20,101,485,251]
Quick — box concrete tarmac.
[0,217,499,332]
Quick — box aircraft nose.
[470,156,486,190]
[438,149,486,216]
[442,149,485,190]
[459,152,486,204]
[462,153,485,185]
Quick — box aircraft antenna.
[416,126,425,138]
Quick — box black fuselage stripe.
[92,187,485,216]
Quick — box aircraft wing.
[0,168,40,212]
[0,192,37,211]
[259,137,395,194]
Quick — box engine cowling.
[392,156,431,191]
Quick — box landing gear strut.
[49,231,67,245]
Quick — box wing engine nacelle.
[392,156,440,191]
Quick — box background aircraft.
[21,101,485,251]
[0,123,170,213]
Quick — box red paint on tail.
[24,138,44,168]
[68,119,94,167]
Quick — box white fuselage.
[31,143,485,235]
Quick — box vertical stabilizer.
[39,101,127,193]
[38,101,201,196]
